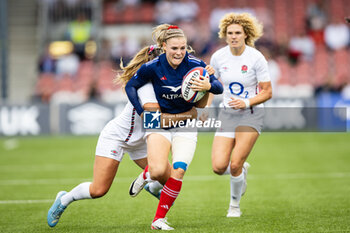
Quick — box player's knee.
[212,159,228,175]
[149,166,167,181]
[171,162,187,179]
[89,186,109,198]
[212,165,226,175]
[230,162,242,175]
[172,167,186,179]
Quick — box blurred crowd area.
[35,0,350,104]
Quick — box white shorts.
[215,106,264,138]
[145,128,197,171]
[95,134,147,162]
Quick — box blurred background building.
[0,0,349,135]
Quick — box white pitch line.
[0,178,92,186]
[0,199,52,204]
[0,172,349,186]
[0,172,349,205]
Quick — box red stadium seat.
[122,6,136,23]
[103,2,120,24]
[57,74,75,92]
[332,49,350,85]
[251,0,268,8]
[313,49,330,86]
[36,73,56,102]
[139,3,155,23]
[276,57,292,85]
[295,61,312,84]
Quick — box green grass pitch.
[0,133,350,232]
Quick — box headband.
[167,25,179,30]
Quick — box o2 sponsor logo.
[229,82,248,98]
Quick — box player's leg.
[148,132,177,230]
[47,156,119,227]
[144,181,163,199]
[151,133,196,230]
[227,126,259,217]
[211,134,242,217]
[63,155,120,203]
[89,156,120,198]
[132,156,164,200]
[133,157,147,169]
[131,156,166,198]
[129,132,171,197]
[128,142,164,199]
[212,109,237,175]
[211,135,235,175]
[147,133,172,183]
[47,133,123,227]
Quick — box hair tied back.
[148,44,157,55]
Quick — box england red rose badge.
[241,65,248,74]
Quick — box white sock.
[148,181,163,194]
[229,171,244,207]
[61,182,92,206]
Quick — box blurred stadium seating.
[1,0,349,136]
[14,0,350,104]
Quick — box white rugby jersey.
[101,83,156,146]
[210,45,270,108]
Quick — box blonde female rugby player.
[47,44,198,227]
[209,12,272,217]
[125,24,223,230]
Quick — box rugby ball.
[181,67,209,103]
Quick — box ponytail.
[115,45,162,87]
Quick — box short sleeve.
[255,56,271,83]
[210,54,220,78]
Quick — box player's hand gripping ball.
[181,67,209,103]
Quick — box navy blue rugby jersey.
[125,52,223,115]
